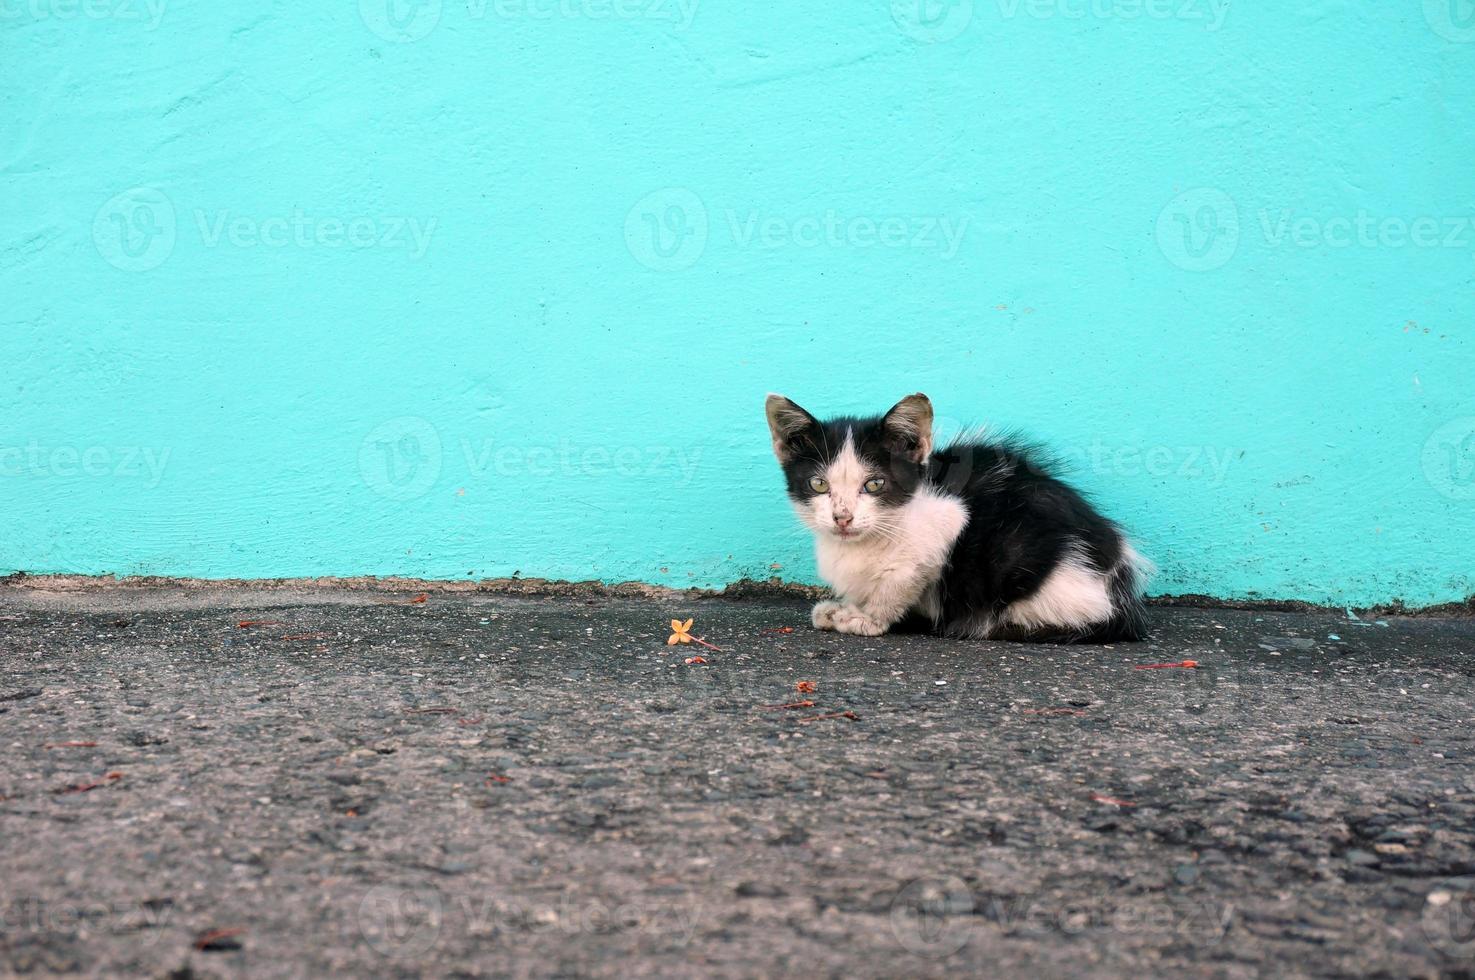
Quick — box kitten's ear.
[765,394,818,463]
[881,393,934,463]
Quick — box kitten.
[766,393,1150,643]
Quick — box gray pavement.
[1,581,1474,978]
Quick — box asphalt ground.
[2,582,1473,978]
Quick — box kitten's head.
[765,393,934,542]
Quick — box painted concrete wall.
[3,1,1472,605]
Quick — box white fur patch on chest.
[815,489,967,604]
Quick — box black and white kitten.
[766,393,1150,643]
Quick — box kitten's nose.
[834,514,853,529]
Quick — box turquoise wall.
[3,0,1472,605]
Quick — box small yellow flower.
[668,618,694,645]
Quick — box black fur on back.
[923,432,1148,643]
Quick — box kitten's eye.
[863,478,886,494]
[807,476,830,494]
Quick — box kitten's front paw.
[811,600,843,630]
[832,606,888,636]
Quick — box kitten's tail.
[1094,544,1152,643]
